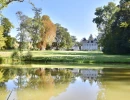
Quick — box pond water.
[0,65,130,100]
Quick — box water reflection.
[0,67,130,100]
[97,68,130,100]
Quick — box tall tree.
[30,7,42,49]
[40,15,56,50]
[94,0,130,54]
[16,11,29,50]
[71,35,77,46]
[0,26,6,49]
[54,23,64,50]
[93,2,119,32]
[1,17,14,36]
[93,2,119,50]
[5,36,16,49]
[103,0,130,54]
[0,17,15,49]
[16,7,42,50]
[54,23,72,50]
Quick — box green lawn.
[0,50,130,63]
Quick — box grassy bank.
[31,51,130,63]
[0,51,130,63]
[1,62,130,68]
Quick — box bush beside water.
[23,51,32,61]
[11,50,21,61]
[11,50,32,61]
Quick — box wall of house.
[81,42,98,50]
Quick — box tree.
[93,2,119,32]
[16,11,29,50]
[0,17,15,49]
[54,23,64,50]
[102,0,130,54]
[71,35,77,45]
[40,15,56,50]
[5,36,16,49]
[1,17,14,37]
[54,23,72,50]
[93,2,119,47]
[64,31,72,49]
[0,26,6,49]
[20,7,42,50]
[94,0,130,54]
[120,0,130,5]
[0,0,29,10]
[16,7,42,50]
[30,7,42,50]
[93,2,120,54]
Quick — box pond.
[0,64,130,100]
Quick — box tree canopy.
[40,15,56,50]
[53,23,72,50]
[93,0,130,54]
[1,17,14,36]
[0,26,6,49]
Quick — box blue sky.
[2,0,120,41]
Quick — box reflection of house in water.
[80,69,99,82]
[71,69,102,82]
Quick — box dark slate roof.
[82,38,87,41]
[94,38,97,41]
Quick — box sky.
[2,0,120,41]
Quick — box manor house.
[81,34,98,51]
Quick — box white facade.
[81,34,98,51]
[80,69,99,81]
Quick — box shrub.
[11,50,21,60]
[23,51,32,61]
[0,56,2,63]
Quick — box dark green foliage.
[1,18,14,37]
[94,0,130,54]
[102,1,130,54]
[0,57,2,64]
[54,23,73,50]
[5,36,16,49]
[46,44,52,50]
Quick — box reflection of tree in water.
[0,69,5,82]
[96,77,106,100]
[0,67,106,100]
[52,68,74,96]
[0,68,16,100]
[0,68,16,82]
[0,68,17,89]
[17,68,75,100]
[97,68,130,100]
[14,68,28,89]
[0,69,6,90]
